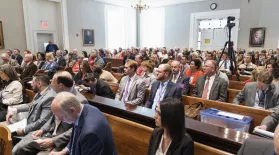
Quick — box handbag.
[184,102,205,120]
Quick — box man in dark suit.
[233,70,279,110]
[55,50,66,68]
[49,92,116,155]
[80,73,115,99]
[12,49,23,65]
[20,54,38,84]
[192,60,228,102]
[145,64,182,109]
[171,60,190,95]
[46,41,59,53]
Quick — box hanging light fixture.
[131,0,149,13]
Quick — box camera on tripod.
[227,16,235,28]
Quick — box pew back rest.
[227,89,241,103]
[0,125,12,155]
[111,72,124,82]
[104,113,152,155]
[25,89,35,103]
[104,113,233,155]
[229,80,245,90]
[182,96,272,130]
[106,82,119,95]
[106,58,123,67]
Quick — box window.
[105,5,136,49]
[140,7,165,47]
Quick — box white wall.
[0,0,26,53]
[163,0,279,50]
[24,0,63,52]
[67,0,106,52]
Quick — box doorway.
[37,33,54,52]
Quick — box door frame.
[33,30,58,52]
[189,9,240,50]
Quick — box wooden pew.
[231,75,251,82]
[106,58,123,67]
[25,89,35,103]
[106,82,119,95]
[227,89,241,103]
[88,95,263,154]
[111,72,124,81]
[229,80,245,90]
[105,113,233,155]
[182,96,272,130]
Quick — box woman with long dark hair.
[0,64,23,121]
[147,98,194,155]
[74,60,93,85]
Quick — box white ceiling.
[95,0,208,7]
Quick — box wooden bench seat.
[106,58,123,67]
[104,113,233,155]
[182,96,272,131]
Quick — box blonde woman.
[40,53,58,77]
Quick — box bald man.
[171,60,190,95]
[192,60,228,102]
[145,64,182,109]
[51,71,87,104]
[49,92,116,155]
[20,54,38,83]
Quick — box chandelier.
[131,0,149,13]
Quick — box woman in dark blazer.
[147,98,194,155]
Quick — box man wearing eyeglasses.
[192,60,228,102]
[233,70,279,110]
[145,64,182,109]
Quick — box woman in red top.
[185,59,203,85]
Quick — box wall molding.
[189,9,240,49]
[22,0,69,52]
[95,0,208,7]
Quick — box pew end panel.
[0,125,12,155]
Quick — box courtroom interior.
[0,0,279,155]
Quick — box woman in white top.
[0,64,23,121]
[147,99,194,155]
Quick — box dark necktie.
[70,125,78,155]
[34,93,41,101]
[258,90,265,107]
[224,61,227,69]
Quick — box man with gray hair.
[90,49,105,68]
[55,50,66,68]
[0,53,20,68]
[49,92,116,155]
[19,53,38,84]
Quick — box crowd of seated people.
[1,46,279,154]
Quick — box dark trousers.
[0,108,7,122]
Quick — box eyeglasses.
[204,65,214,69]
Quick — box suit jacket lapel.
[166,139,180,155]
[199,76,206,97]
[28,87,50,118]
[265,84,275,108]
[163,82,172,99]
[209,77,219,98]
[127,76,138,97]
[120,76,128,98]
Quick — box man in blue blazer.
[50,92,117,155]
[145,64,182,109]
